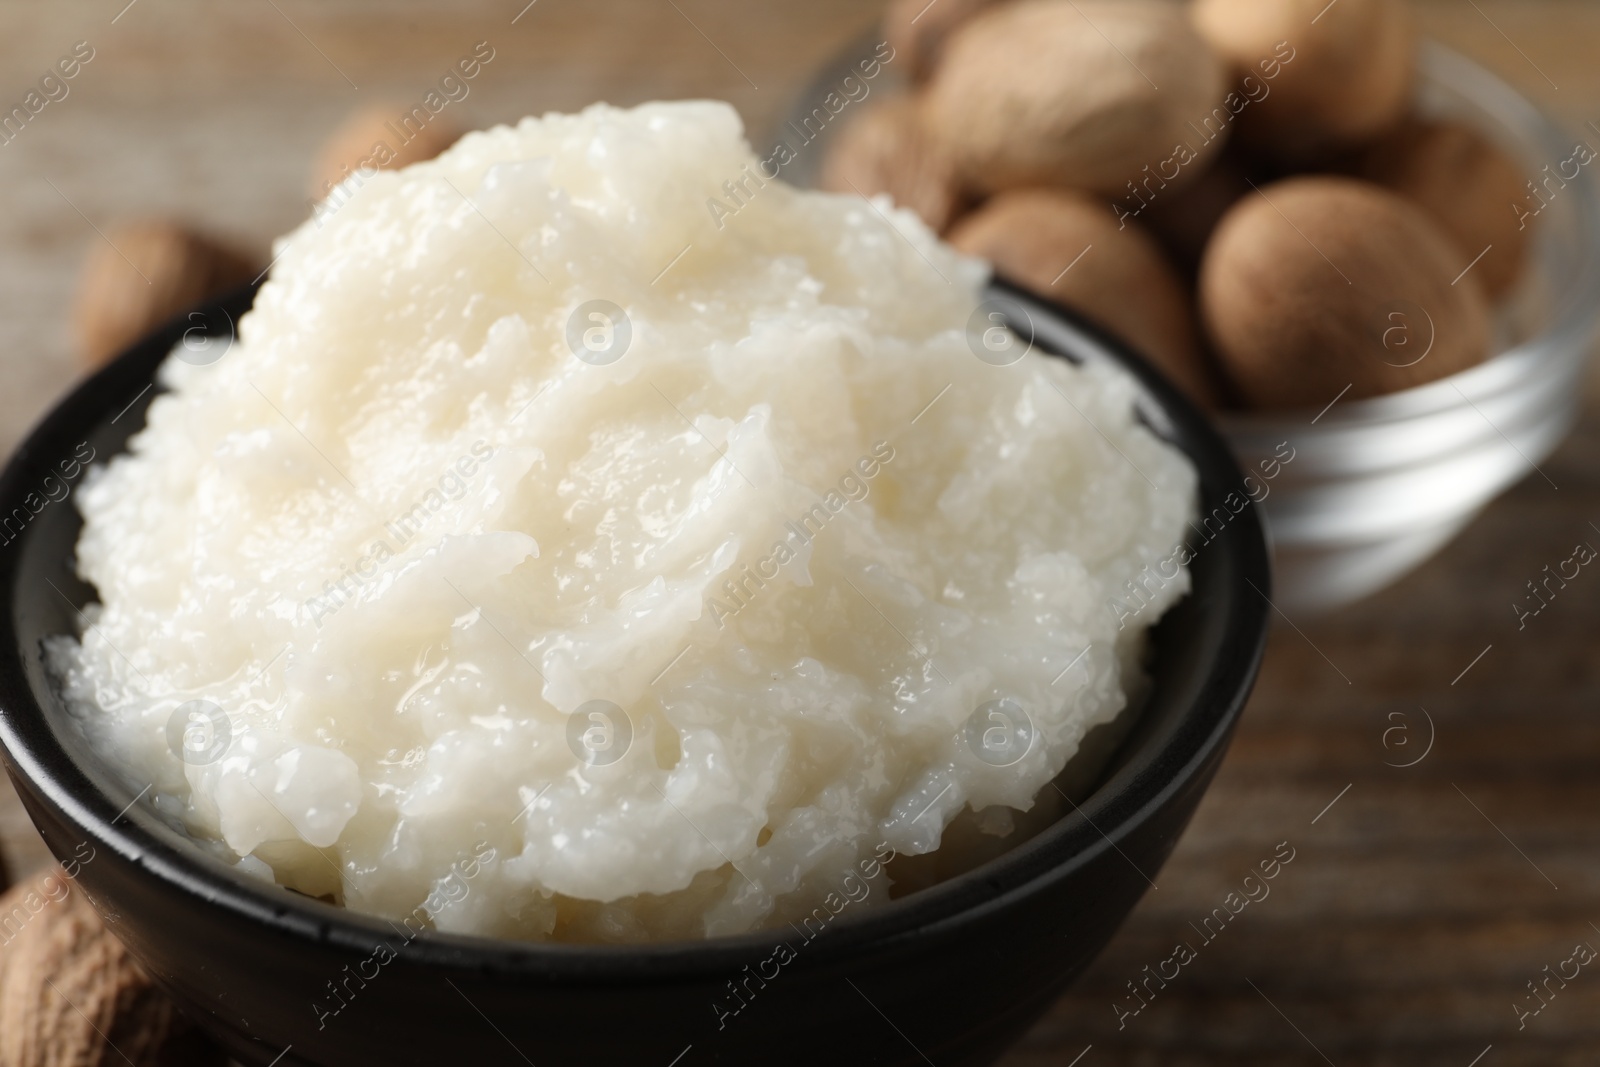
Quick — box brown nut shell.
[883,0,1004,82]
[950,188,1220,406]
[1199,176,1491,409]
[1358,117,1530,299]
[72,222,261,371]
[821,96,966,233]
[1192,0,1415,162]
[926,0,1229,197]
[0,866,225,1066]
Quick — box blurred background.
[1,1,1598,1063]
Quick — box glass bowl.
[1222,42,1600,612]
[777,39,1600,614]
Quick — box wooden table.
[2,2,1598,1064]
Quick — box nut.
[950,188,1220,406]
[1199,176,1490,409]
[883,0,1003,81]
[0,865,224,1066]
[925,0,1229,197]
[309,102,462,203]
[820,96,966,233]
[72,222,260,371]
[1192,0,1414,162]
[1357,116,1529,299]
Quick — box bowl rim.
[0,279,1270,980]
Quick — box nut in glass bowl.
[778,38,1600,614]
[1220,43,1600,612]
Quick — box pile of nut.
[824,0,1532,410]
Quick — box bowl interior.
[0,282,1269,971]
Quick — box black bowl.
[0,281,1268,1067]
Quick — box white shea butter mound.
[53,101,1196,943]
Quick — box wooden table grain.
[1,2,1598,1064]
